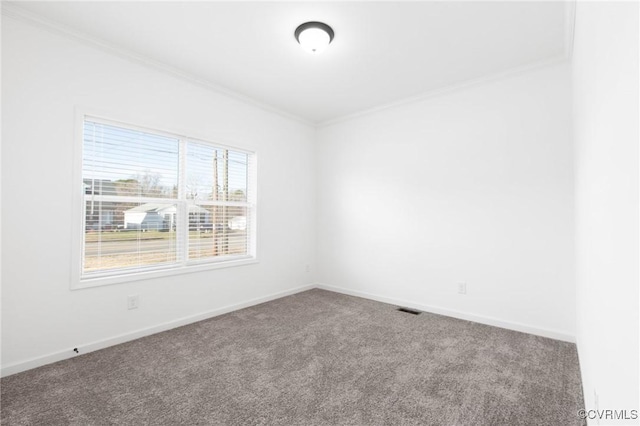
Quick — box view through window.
[81,118,255,281]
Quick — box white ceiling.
[7,1,570,124]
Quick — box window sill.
[72,257,258,290]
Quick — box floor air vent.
[397,307,421,315]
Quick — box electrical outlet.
[457,282,467,295]
[305,264,311,273]
[127,294,139,310]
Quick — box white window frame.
[71,113,258,289]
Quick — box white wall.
[573,1,639,422]
[316,63,575,340]
[1,17,316,374]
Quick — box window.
[77,117,256,287]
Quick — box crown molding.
[1,2,315,128]
[318,54,570,128]
[2,1,575,129]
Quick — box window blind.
[80,118,256,283]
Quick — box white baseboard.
[316,283,576,343]
[0,284,315,377]
[2,282,575,377]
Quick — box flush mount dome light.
[295,21,334,53]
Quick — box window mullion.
[177,139,188,265]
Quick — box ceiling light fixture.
[295,21,334,54]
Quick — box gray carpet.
[1,289,584,425]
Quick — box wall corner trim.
[564,0,577,61]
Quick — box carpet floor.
[1,289,584,425]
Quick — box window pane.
[189,205,249,260]
[186,142,248,202]
[84,200,179,273]
[80,118,255,284]
[83,121,179,198]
